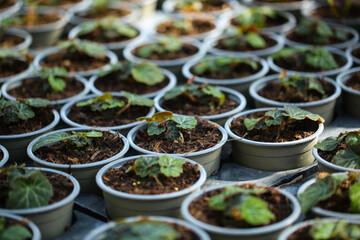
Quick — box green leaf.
[79,21,99,36]
[159,36,182,52]
[316,21,333,37]
[333,149,360,169]
[32,132,69,151]
[264,109,284,127]
[100,99,125,110]
[283,106,324,123]
[240,195,275,225]
[121,91,154,107]
[308,76,326,95]
[11,102,34,120]
[310,220,337,240]
[164,85,187,100]
[245,32,266,48]
[0,225,33,240]
[315,136,344,151]
[345,132,360,155]
[130,61,165,86]
[58,39,107,58]
[202,86,225,105]
[244,117,263,131]
[22,98,50,108]
[40,67,68,79]
[158,155,186,177]
[310,219,360,240]
[133,156,160,178]
[137,111,173,123]
[172,115,197,129]
[137,45,155,58]
[271,48,298,59]
[165,121,180,141]
[305,48,338,70]
[350,183,360,213]
[147,121,167,136]
[83,130,103,137]
[48,75,66,92]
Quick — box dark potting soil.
[345,72,360,91]
[161,94,239,116]
[0,172,73,209]
[0,34,24,48]
[287,225,312,240]
[14,13,60,26]
[40,52,109,73]
[168,222,200,240]
[7,76,84,101]
[75,8,130,19]
[38,0,82,6]
[318,143,347,165]
[230,111,319,143]
[134,118,222,154]
[156,19,216,37]
[94,71,170,94]
[352,47,360,60]
[102,160,200,194]
[190,61,262,79]
[176,1,230,12]
[215,34,277,52]
[311,6,360,20]
[188,184,292,228]
[286,30,352,45]
[257,78,335,102]
[34,131,124,165]
[273,54,346,73]
[78,27,139,44]
[133,43,199,61]
[0,58,29,78]
[231,14,288,28]
[0,149,3,160]
[0,107,54,135]
[0,0,14,10]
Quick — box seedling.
[209,186,275,226]
[175,0,225,11]
[327,0,354,19]
[193,57,258,75]
[39,67,68,92]
[221,31,266,49]
[91,0,115,15]
[136,35,183,58]
[232,6,276,29]
[57,38,107,59]
[315,130,360,169]
[0,165,53,209]
[0,216,32,240]
[0,98,50,124]
[0,18,22,36]
[98,61,165,86]
[299,172,360,214]
[309,219,360,240]
[137,111,197,143]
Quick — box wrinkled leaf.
[137,111,173,123]
[240,195,275,225]
[305,48,338,70]
[345,132,360,154]
[172,115,197,129]
[315,136,344,151]
[147,121,167,136]
[333,149,360,169]
[0,224,32,240]
[32,132,69,151]
[264,109,284,127]
[130,61,165,86]
[11,102,34,120]
[121,91,154,107]
[283,106,324,123]
[158,155,186,177]
[245,32,266,48]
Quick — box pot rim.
[0,144,9,168]
[336,67,360,95]
[0,212,41,240]
[96,154,207,200]
[180,184,301,236]
[4,28,32,52]
[0,1,23,20]
[249,74,342,108]
[27,127,130,169]
[0,167,80,214]
[313,147,360,172]
[225,107,324,146]
[0,109,60,140]
[154,86,247,121]
[0,57,33,84]
[182,55,269,85]
[346,43,360,65]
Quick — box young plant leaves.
[193,57,258,75]
[0,217,32,240]
[40,67,68,92]
[309,219,360,240]
[130,61,165,86]
[121,91,154,107]
[58,39,107,58]
[233,6,276,28]
[136,36,183,58]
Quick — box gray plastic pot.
[0,167,80,240]
[205,33,285,57]
[0,144,9,168]
[33,47,118,77]
[154,86,247,126]
[123,36,207,82]
[0,109,60,164]
[240,0,311,12]
[84,215,211,240]
[297,172,360,221]
[1,74,91,106]
[27,127,129,194]
[60,93,156,134]
[96,155,206,218]
[249,74,341,123]
[284,22,359,49]
[3,28,32,52]
[182,55,269,101]
[0,212,41,240]
[336,67,360,118]
[40,0,91,11]
[225,107,324,171]
[127,121,228,176]
[267,47,353,78]
[0,57,33,85]
[0,0,22,20]
[181,184,301,240]
[347,43,360,66]
[89,67,177,98]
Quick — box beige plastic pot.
[0,144,9,168]
[225,108,324,171]
[0,212,41,240]
[0,167,80,240]
[249,74,341,123]
[336,67,360,118]
[181,184,301,240]
[96,155,206,219]
[27,127,129,194]
[127,121,228,176]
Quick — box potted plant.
[182,55,269,100]
[36,0,91,10]
[0,0,22,20]
[84,216,210,240]
[0,165,80,239]
[180,183,301,240]
[90,61,177,98]
[284,18,359,49]
[154,81,247,126]
[0,212,41,240]
[27,127,129,193]
[313,129,360,173]
[346,43,360,65]
[127,111,228,176]
[297,171,360,220]
[337,67,360,118]
[268,46,352,77]
[68,16,143,57]
[0,144,9,167]
[123,35,206,82]
[60,92,155,134]
[96,154,206,218]
[0,18,32,52]
[249,72,341,123]
[0,97,60,164]
[2,67,91,106]
[225,106,324,171]
[33,38,118,77]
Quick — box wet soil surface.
[14,13,60,26]
[286,30,352,45]
[215,34,277,52]
[345,72,360,91]
[312,6,360,20]
[0,34,24,48]
[287,225,312,240]
[156,19,215,36]
[75,8,130,19]
[0,0,14,10]
[133,43,198,61]
[0,58,29,78]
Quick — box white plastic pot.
[0,144,9,168]
[0,57,33,85]
[2,28,32,52]
[0,212,41,240]
[346,43,360,65]
[0,0,22,20]
[240,0,311,12]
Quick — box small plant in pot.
[249,71,341,123]
[90,61,176,98]
[96,154,206,218]
[298,171,360,220]
[60,92,155,134]
[127,111,228,176]
[0,48,32,85]
[162,0,233,16]
[34,38,118,77]
[0,18,32,52]
[154,79,247,125]
[2,67,90,106]
[181,183,301,240]
[0,165,80,239]
[0,212,41,240]
[225,106,324,171]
